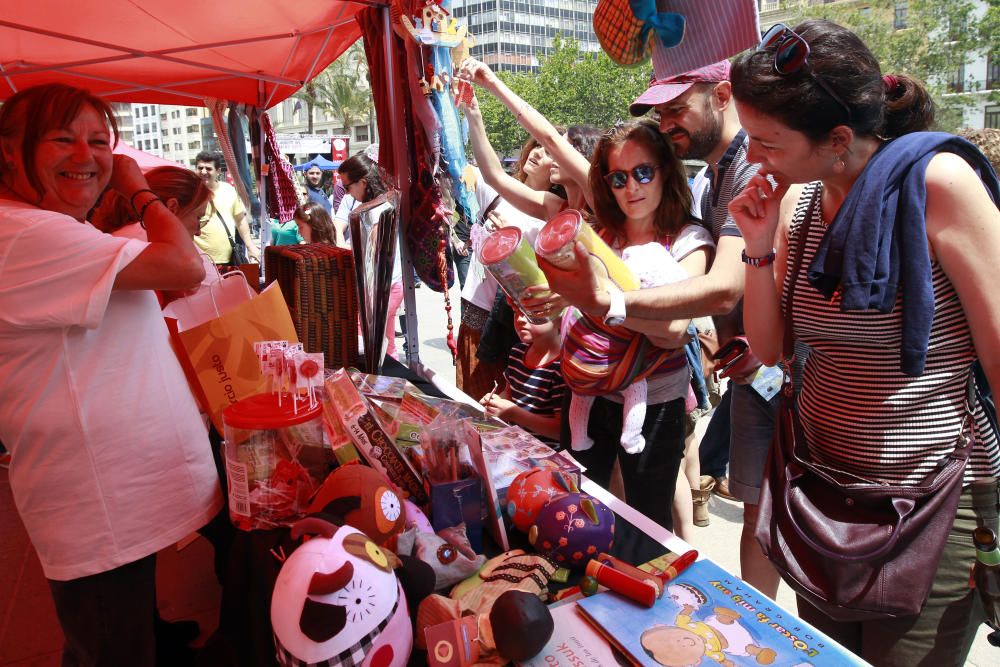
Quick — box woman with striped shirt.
[727,20,1000,666]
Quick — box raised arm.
[460,92,562,220]
[726,171,792,365]
[458,58,592,202]
[111,156,205,291]
[529,234,745,324]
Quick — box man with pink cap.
[537,60,781,599]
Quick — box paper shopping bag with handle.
[165,275,298,433]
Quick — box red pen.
[661,549,698,582]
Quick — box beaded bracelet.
[137,196,164,228]
[129,188,157,213]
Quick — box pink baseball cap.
[629,60,731,117]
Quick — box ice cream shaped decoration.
[271,518,412,667]
[528,491,615,569]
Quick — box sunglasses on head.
[603,164,657,189]
[758,24,852,122]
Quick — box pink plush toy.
[271,517,414,667]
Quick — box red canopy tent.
[0,0,425,367]
[0,1,367,107]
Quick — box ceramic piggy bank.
[528,492,614,569]
[506,468,576,532]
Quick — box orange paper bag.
[170,281,298,432]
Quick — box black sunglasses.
[758,24,852,122]
[603,164,658,189]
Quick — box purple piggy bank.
[528,492,615,569]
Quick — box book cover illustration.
[577,559,868,667]
[520,598,628,667]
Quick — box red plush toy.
[309,464,406,547]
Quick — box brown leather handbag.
[754,188,973,622]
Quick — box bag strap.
[781,184,820,374]
[214,206,238,250]
[479,194,502,227]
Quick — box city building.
[452,0,602,73]
[159,105,212,166]
[268,98,374,161]
[131,103,162,157]
[112,103,211,166]
[759,0,997,129]
[110,103,134,146]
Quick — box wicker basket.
[264,244,359,368]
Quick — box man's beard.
[674,104,723,161]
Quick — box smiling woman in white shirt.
[0,83,222,666]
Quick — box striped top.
[783,182,1000,485]
[698,131,759,242]
[505,342,565,419]
[695,131,760,342]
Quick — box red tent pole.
[381,6,420,366]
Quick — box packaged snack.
[479,227,552,325]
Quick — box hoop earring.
[833,155,846,174]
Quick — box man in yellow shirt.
[193,151,259,264]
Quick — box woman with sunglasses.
[562,120,713,563]
[728,20,1000,665]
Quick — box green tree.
[796,0,990,131]
[292,40,371,136]
[477,36,652,158]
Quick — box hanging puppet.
[391,0,481,360]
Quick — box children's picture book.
[520,597,629,667]
[577,559,869,667]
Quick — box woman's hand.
[727,172,789,256]
[457,58,496,89]
[457,89,481,117]
[108,155,149,200]
[484,210,510,232]
[519,286,567,322]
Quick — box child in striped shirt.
[480,307,565,443]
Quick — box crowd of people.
[0,17,998,667]
[455,19,1000,667]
